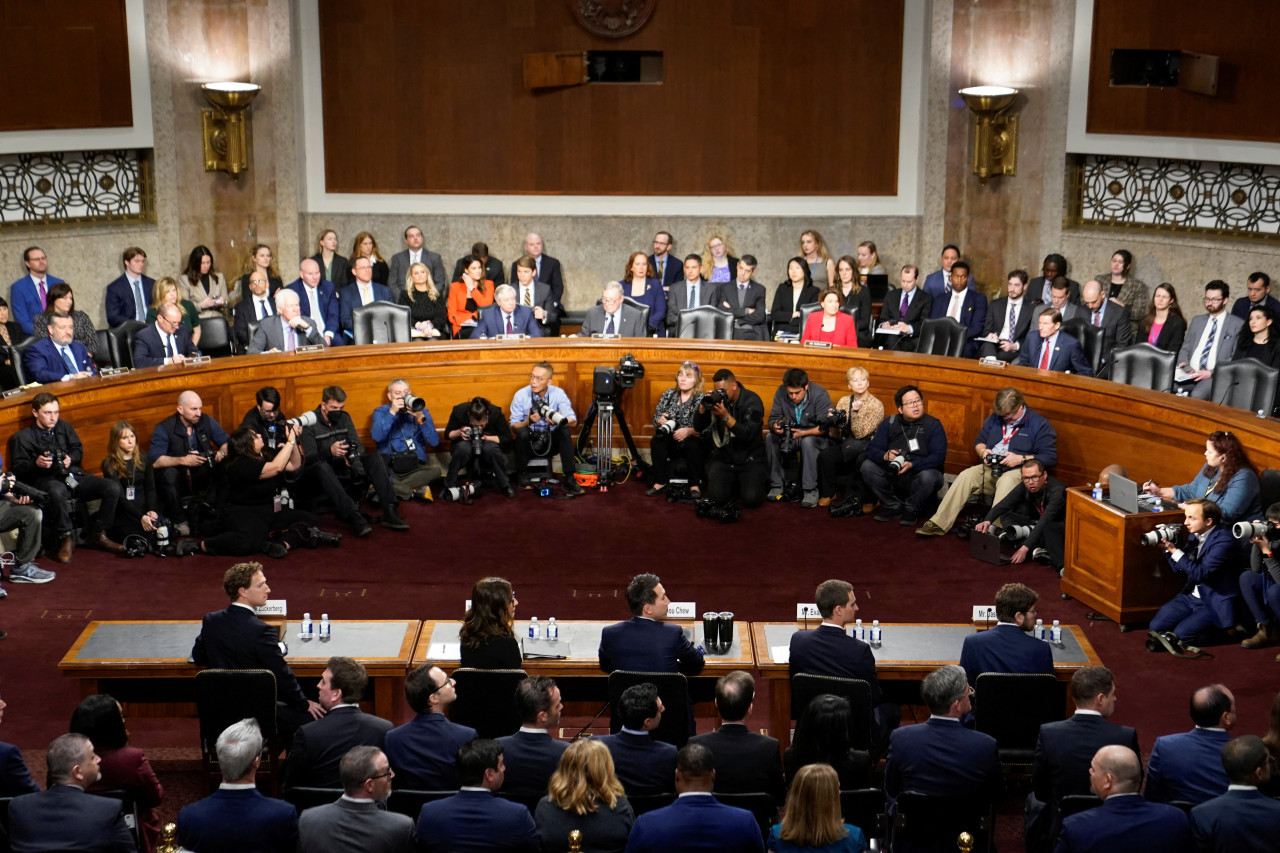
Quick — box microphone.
[1215,379,1239,408]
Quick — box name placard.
[295,344,325,354]
[796,603,819,620]
[100,367,131,377]
[591,333,622,340]
[186,355,213,365]
[494,334,528,341]
[255,599,288,617]
[667,601,697,620]
[803,340,833,349]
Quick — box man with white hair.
[133,301,200,366]
[576,281,645,337]
[476,284,541,338]
[287,258,341,346]
[249,288,325,354]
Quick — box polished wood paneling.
[1087,0,1280,142]
[317,0,902,194]
[0,0,133,131]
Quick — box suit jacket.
[1164,525,1238,627]
[8,785,135,853]
[666,279,720,330]
[232,295,274,350]
[876,287,934,350]
[1189,788,1280,853]
[190,605,309,711]
[1177,312,1245,372]
[598,617,705,675]
[1083,301,1135,365]
[451,256,506,289]
[1230,293,1280,322]
[922,269,982,302]
[177,786,299,853]
[496,730,568,796]
[1145,727,1231,804]
[510,254,564,309]
[511,280,556,331]
[597,731,677,796]
[958,622,1055,685]
[0,741,39,796]
[298,797,418,853]
[248,315,325,354]
[688,724,784,802]
[649,253,683,289]
[979,296,1035,361]
[1032,713,1140,805]
[339,282,394,340]
[1148,312,1187,353]
[929,287,989,356]
[788,624,884,705]
[285,705,393,790]
[1055,793,1190,853]
[383,712,478,790]
[10,274,65,335]
[1030,276,1081,305]
[389,249,448,301]
[105,273,156,326]
[714,280,768,330]
[577,304,646,337]
[287,278,342,344]
[1018,331,1094,375]
[625,794,765,853]
[883,718,1003,802]
[1031,302,1084,327]
[416,789,539,853]
[22,336,95,383]
[475,305,542,339]
[133,322,199,367]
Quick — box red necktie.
[1038,337,1051,370]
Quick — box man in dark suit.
[475,284,542,338]
[1176,279,1246,400]
[339,257,393,341]
[7,733,134,853]
[788,579,900,744]
[1019,309,1094,375]
[509,233,564,335]
[665,255,719,334]
[104,246,155,326]
[387,225,447,302]
[1030,279,1085,328]
[190,563,323,737]
[450,242,505,287]
[1146,683,1235,804]
[178,717,299,853]
[958,582,1055,685]
[1148,499,1238,652]
[649,231,683,290]
[1189,735,1280,853]
[0,697,40,795]
[1229,272,1280,322]
[1080,279,1134,368]
[978,269,1034,362]
[921,244,961,301]
[497,676,567,799]
[1057,745,1191,853]
[232,269,277,351]
[1028,253,1081,305]
[875,265,933,351]
[9,245,64,335]
[928,261,988,356]
[298,746,417,853]
[416,738,538,853]
[626,742,765,853]
[288,259,342,346]
[576,281,646,337]
[596,683,678,796]
[284,656,393,790]
[383,664,477,789]
[688,670,784,803]
[22,312,96,383]
[511,255,556,336]
[249,290,325,354]
[599,573,705,676]
[714,254,768,340]
[133,302,199,367]
[883,665,1003,806]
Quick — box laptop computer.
[970,530,1010,565]
[1107,474,1141,514]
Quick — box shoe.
[766,486,783,501]
[818,497,832,507]
[347,513,373,537]
[55,534,74,563]
[899,513,918,526]
[563,478,584,496]
[0,585,6,599]
[264,542,289,559]
[11,562,56,583]
[381,507,410,531]
[1032,547,1052,565]
[411,486,433,502]
[873,506,902,522]
[1242,622,1275,649]
[645,485,666,497]
[174,521,191,537]
[916,520,947,537]
[92,530,126,554]
[801,490,819,508]
[175,539,202,557]
[503,485,517,499]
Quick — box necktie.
[900,291,908,316]
[690,283,699,307]
[286,324,297,352]
[1039,337,1052,370]
[37,279,47,310]
[657,258,665,280]
[1007,303,1017,336]
[505,316,514,335]
[131,280,146,321]
[738,282,748,307]
[1092,309,1101,327]
[258,299,269,320]
[164,336,174,358]
[605,314,616,335]
[949,293,961,320]
[943,273,951,296]
[523,288,532,306]
[1199,317,1218,369]
[59,345,77,374]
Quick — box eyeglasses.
[429,676,455,695]
[368,768,394,780]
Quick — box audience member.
[861,385,947,526]
[0,692,39,795]
[399,261,449,339]
[232,243,283,304]
[497,676,568,798]
[349,231,390,286]
[416,738,539,853]
[1264,690,1280,798]
[783,695,872,791]
[1188,735,1280,853]
[1176,280,1245,399]
[647,360,706,498]
[450,241,506,289]
[1146,498,1237,653]
[1018,308,1093,375]
[694,368,767,508]
[975,458,1067,569]
[801,288,857,347]
[509,361,582,494]
[765,367,833,508]
[298,746,416,853]
[718,253,768,340]
[701,234,738,285]
[284,656,393,790]
[1230,271,1280,322]
[389,225,447,301]
[768,763,867,853]
[134,302,199,366]
[232,269,276,351]
[1029,253,1080,304]
[0,297,22,388]
[22,311,96,383]
[248,288,324,353]
[1080,278,1134,368]
[834,254,873,343]
[596,683,677,796]
[666,254,721,335]
[817,366,884,511]
[958,583,1054,684]
[800,230,836,289]
[977,269,1033,362]
[928,260,987,356]
[1143,429,1260,525]
[1234,304,1280,379]
[312,229,351,290]
[577,280,646,337]
[1143,282,1188,352]
[921,244,960,300]
[444,396,515,498]
[1097,248,1148,332]
[339,256,392,342]
[620,251,667,335]
[145,276,202,348]
[371,378,440,502]
[509,233,563,334]
[30,283,101,359]
[476,284,542,338]
[448,254,496,339]
[1055,745,1190,853]
[875,265,932,351]
[9,245,64,335]
[769,257,820,337]
[460,576,521,668]
[534,738,634,853]
[648,231,681,290]
[0,444,55,585]
[511,254,556,336]
[177,245,229,319]
[384,665,477,789]
[105,246,155,326]
[1146,683,1235,804]
[689,671,784,802]
[148,389,228,534]
[1030,278,1084,327]
[287,258,341,346]
[239,386,287,448]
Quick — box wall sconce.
[201,82,261,180]
[958,86,1019,185]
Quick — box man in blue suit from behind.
[475,284,542,339]
[104,246,155,327]
[497,676,567,799]
[178,718,299,853]
[1189,734,1280,853]
[1055,745,1190,853]
[384,664,477,790]
[1146,682,1235,805]
[599,573,705,676]
[958,582,1055,685]
[1019,309,1093,375]
[625,741,764,853]
[287,258,343,346]
[597,683,678,797]
[417,737,539,853]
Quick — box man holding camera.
[149,390,228,536]
[1148,498,1237,654]
[693,369,767,509]
[510,361,583,495]
[443,396,515,499]
[371,378,440,502]
[300,386,408,534]
[240,387,288,449]
[973,458,1067,568]
[764,367,833,508]
[12,392,123,561]
[916,387,1056,538]
[0,454,56,585]
[860,385,947,525]
[1238,503,1280,654]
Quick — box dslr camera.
[0,473,48,506]
[655,416,677,437]
[815,408,849,433]
[462,425,485,459]
[983,452,1007,468]
[887,453,911,474]
[777,420,797,455]
[699,388,729,410]
[442,482,478,504]
[196,433,216,466]
[1233,519,1280,542]
[533,400,566,426]
[1139,523,1184,547]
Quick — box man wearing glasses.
[509,361,583,495]
[298,746,417,853]
[958,583,1055,686]
[383,666,477,790]
[860,385,948,526]
[974,458,1067,570]
[133,302,198,367]
[1177,279,1245,400]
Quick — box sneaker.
[10,563,56,584]
[899,513,918,526]
[0,585,7,599]
[916,520,947,537]
[873,506,902,522]
[766,486,784,501]
[801,490,819,508]
[1032,547,1052,565]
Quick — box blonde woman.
[233,243,283,303]
[535,739,634,853]
[819,366,884,511]
[701,235,739,285]
[800,230,836,289]
[647,361,706,498]
[769,763,867,853]
[398,262,448,338]
[146,277,202,347]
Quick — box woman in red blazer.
[447,254,496,338]
[801,288,858,347]
[70,694,164,853]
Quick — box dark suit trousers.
[860,461,943,515]
[1238,570,1280,624]
[447,439,511,488]
[706,454,768,508]
[515,423,574,478]
[203,505,317,557]
[650,433,705,487]
[34,473,120,537]
[817,436,871,498]
[978,340,1021,363]
[1002,511,1065,568]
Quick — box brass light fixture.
[958,86,1019,185]
[201,82,261,179]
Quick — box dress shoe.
[645,485,666,497]
[93,530,126,554]
[176,539,203,557]
[381,507,410,531]
[1242,622,1275,649]
[563,477,584,496]
[916,520,947,537]
[818,497,832,507]
[503,485,517,499]
[347,513,373,537]
[873,506,902,523]
[55,534,74,563]
[899,513,918,526]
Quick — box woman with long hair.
[312,228,351,289]
[30,282,101,358]
[398,262,448,338]
[177,245,229,318]
[647,361,706,498]
[234,243,283,303]
[1097,248,1148,319]
[0,297,22,388]
[835,255,872,343]
[855,241,885,278]
[770,258,820,336]
[349,231,389,286]
[459,577,520,669]
[100,421,160,543]
[801,289,857,347]
[701,235,739,285]
[1142,282,1187,353]
[447,254,495,338]
[769,763,867,853]
[800,230,836,289]
[1233,305,1280,369]
[621,252,667,336]
[783,694,871,789]
[1143,430,1261,525]
[535,739,634,853]
[146,276,202,348]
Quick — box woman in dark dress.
[312,228,351,289]
[100,420,160,544]
[835,255,873,344]
[1234,305,1280,368]
[770,257,820,337]
[398,262,448,339]
[459,576,521,668]
[535,738,634,853]
[783,694,871,790]
[1142,282,1187,354]
[621,251,667,335]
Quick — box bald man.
[287,258,342,346]
[1080,279,1133,368]
[1055,745,1190,853]
[149,389,230,535]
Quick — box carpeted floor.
[2,478,1276,850]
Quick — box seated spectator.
[977,270,1033,363]
[646,361,706,498]
[689,671,784,803]
[1018,308,1093,375]
[232,243,284,303]
[768,763,867,853]
[22,311,96,383]
[801,289,857,347]
[835,255,873,343]
[232,270,277,352]
[1238,502,1280,653]
[1232,304,1280,371]
[973,458,1067,569]
[459,577,521,669]
[874,266,932,352]
[297,746,416,853]
[717,254,768,341]
[30,283,102,360]
[1189,735,1280,853]
[1143,430,1260,526]
[450,241,505,289]
[100,420,161,545]
[105,246,156,327]
[769,258,820,337]
[0,692,39,796]
[398,262,448,339]
[576,281,646,337]
[817,367,884,511]
[1146,499,1238,654]
[444,396,515,498]
[9,245,65,336]
[338,256,393,342]
[145,276,202,349]
[860,385,947,526]
[384,665,477,790]
[596,683,677,796]
[177,245,230,320]
[534,739,634,853]
[1146,684,1235,805]
[1230,271,1280,322]
[134,302,200,367]
[284,656,392,790]
[288,259,341,346]
[1030,253,1080,304]
[498,677,568,798]
[349,231,391,287]
[1080,278,1134,368]
[783,695,871,791]
[765,367,833,508]
[1176,279,1245,400]
[928,261,987,357]
[958,583,1054,685]
[1056,745,1190,853]
[371,378,440,502]
[416,738,538,853]
[1142,282,1188,353]
[248,289,324,354]
[620,251,667,335]
[447,254,495,339]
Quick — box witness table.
[58,619,421,719]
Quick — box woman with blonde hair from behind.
[535,738,634,853]
[769,763,867,853]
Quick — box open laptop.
[970,530,1010,565]
[1107,474,1141,514]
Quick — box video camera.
[593,353,645,397]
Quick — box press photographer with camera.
[972,458,1066,568]
[100,420,163,548]
[12,391,124,561]
[646,361,707,498]
[817,367,884,513]
[0,452,55,586]
[765,367,833,508]
[239,386,288,449]
[444,396,515,499]
[692,368,767,509]
[510,361,583,495]
[148,390,228,535]
[372,378,440,502]
[860,385,947,525]
[1236,502,1280,653]
[1147,497,1238,655]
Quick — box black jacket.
[693,383,764,465]
[11,420,87,483]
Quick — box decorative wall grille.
[0,149,154,228]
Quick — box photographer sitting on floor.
[1147,498,1237,655]
[973,458,1067,569]
[509,361,582,495]
[860,385,947,526]
[693,369,768,511]
[764,367,832,508]
[444,396,515,500]
[1237,502,1280,654]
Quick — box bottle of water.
[547,617,558,640]
[528,616,539,639]
[1050,620,1062,644]
[870,620,882,645]
[319,613,330,640]
[1034,618,1046,640]
[300,612,313,641]
[854,618,865,641]
[1092,482,1103,501]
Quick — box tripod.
[575,391,647,487]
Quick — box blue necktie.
[605,314,616,335]
[689,283,699,307]
[59,346,77,375]
[1199,317,1218,369]
[131,280,146,321]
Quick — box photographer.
[692,368,767,508]
[646,361,707,498]
[239,386,288,450]
[371,378,440,501]
[12,392,123,561]
[444,396,514,498]
[860,385,947,525]
[148,390,229,535]
[973,458,1066,568]
[1147,498,1237,654]
[765,367,833,508]
[510,361,583,495]
[817,367,884,514]
[300,386,408,533]
[0,450,55,585]
[1238,502,1280,653]
[916,387,1057,538]
[100,420,161,546]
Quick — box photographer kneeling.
[445,396,515,499]
[860,385,947,525]
[972,458,1066,568]
[764,367,833,508]
[692,368,767,509]
[1237,502,1280,653]
[646,360,706,498]
[1147,497,1236,654]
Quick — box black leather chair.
[839,788,888,847]
[353,302,413,345]
[1062,319,1103,375]
[120,320,147,369]
[795,302,822,336]
[891,792,996,853]
[387,789,457,818]
[1056,793,1102,820]
[1209,357,1280,414]
[1259,468,1280,514]
[105,321,142,368]
[622,296,652,336]
[446,667,527,739]
[93,329,113,368]
[789,674,873,750]
[917,317,968,358]
[1112,343,1176,392]
[95,789,142,851]
[607,670,691,747]
[626,792,676,816]
[282,786,342,814]
[10,339,38,385]
[973,672,1065,769]
[713,792,777,840]
[677,306,733,340]
[198,316,234,358]
[195,669,279,793]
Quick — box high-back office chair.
[917,317,967,357]
[1111,343,1176,391]
[198,317,234,358]
[447,668,527,738]
[195,669,279,793]
[353,302,413,345]
[973,672,1064,769]
[1209,357,1280,415]
[676,306,732,339]
[1062,319,1103,375]
[788,674,873,750]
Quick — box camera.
[348,453,367,480]
[403,394,426,414]
[196,432,215,466]
[700,388,728,410]
[593,354,646,396]
[815,408,849,432]
[1233,520,1274,540]
[656,417,677,436]
[465,426,485,459]
[887,454,911,474]
[287,411,318,429]
[1139,523,1184,547]
[0,474,48,506]
[777,420,797,455]
[533,400,566,426]
[443,483,477,503]
[983,452,1007,468]
[1000,524,1033,543]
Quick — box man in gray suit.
[1177,279,1246,400]
[665,255,718,334]
[577,281,645,337]
[715,254,768,341]
[298,746,417,853]
[387,225,446,302]
[249,289,325,354]
[1030,279,1084,329]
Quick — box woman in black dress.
[783,694,871,790]
[459,576,521,668]
[770,257,820,337]
[1234,305,1280,368]
[398,262,448,339]
[100,420,160,544]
